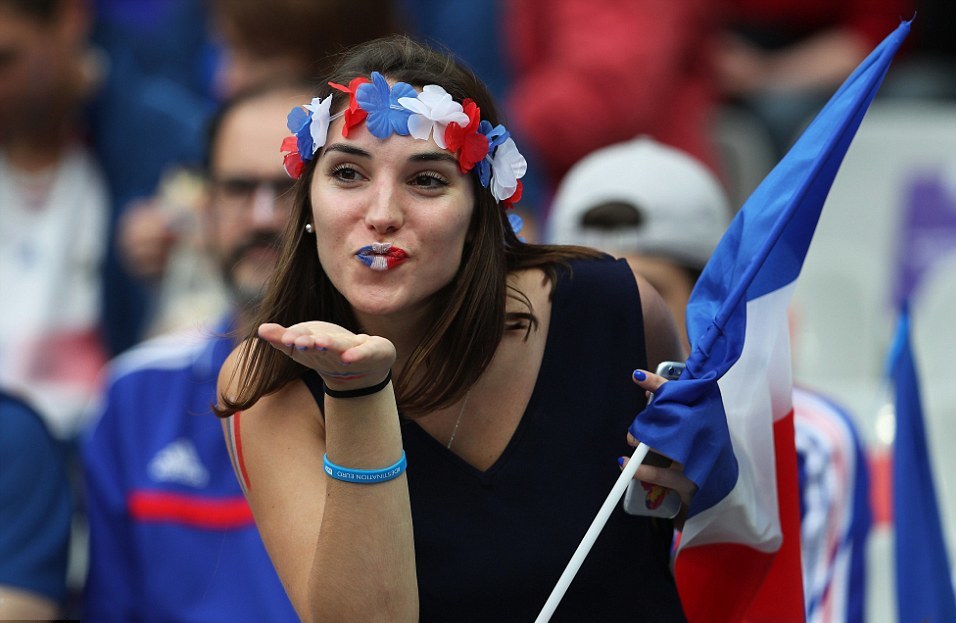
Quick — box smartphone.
[622,361,685,518]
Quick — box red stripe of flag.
[743,410,806,621]
[675,411,804,622]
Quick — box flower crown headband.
[280,72,527,213]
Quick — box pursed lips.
[355,242,409,271]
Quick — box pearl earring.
[305,223,314,234]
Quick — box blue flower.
[287,106,315,160]
[476,120,510,187]
[508,212,524,238]
[356,72,416,139]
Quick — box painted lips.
[355,243,409,272]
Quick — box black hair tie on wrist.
[323,370,392,399]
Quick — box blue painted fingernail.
[617,456,626,467]
[633,369,646,381]
[317,347,327,351]
[296,345,308,351]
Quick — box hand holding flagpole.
[536,19,911,622]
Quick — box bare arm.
[0,586,59,620]
[630,273,698,525]
[219,325,417,623]
[635,271,686,369]
[714,29,870,96]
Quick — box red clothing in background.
[504,0,721,191]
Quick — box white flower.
[398,85,469,149]
[489,138,527,201]
[305,95,334,154]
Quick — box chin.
[346,294,407,317]
[342,284,432,320]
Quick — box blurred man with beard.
[79,84,305,623]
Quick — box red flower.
[280,135,304,179]
[502,180,523,210]
[329,77,371,137]
[444,98,489,173]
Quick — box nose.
[364,180,404,235]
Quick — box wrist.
[323,369,392,399]
[323,450,407,483]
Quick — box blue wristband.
[323,451,407,484]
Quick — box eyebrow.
[408,151,459,166]
[324,144,371,158]
[323,143,459,166]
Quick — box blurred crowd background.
[1,0,953,621]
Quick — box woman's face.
[309,115,475,323]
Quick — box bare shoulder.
[216,338,252,400]
[218,366,326,612]
[217,339,325,497]
[633,271,685,367]
[508,266,553,309]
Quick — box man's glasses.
[210,177,297,218]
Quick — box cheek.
[310,183,353,230]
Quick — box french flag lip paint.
[355,243,408,272]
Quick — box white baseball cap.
[547,136,731,270]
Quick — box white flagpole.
[534,442,651,622]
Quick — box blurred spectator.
[0,0,110,438]
[549,136,872,622]
[210,0,402,98]
[883,0,956,100]
[713,0,911,156]
[88,0,218,355]
[548,136,729,354]
[792,385,872,623]
[111,0,401,340]
[0,390,72,620]
[503,0,722,201]
[81,83,307,623]
[396,0,508,104]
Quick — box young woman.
[216,36,693,622]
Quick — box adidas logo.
[148,439,210,487]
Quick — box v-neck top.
[302,256,685,622]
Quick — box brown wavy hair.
[215,36,599,419]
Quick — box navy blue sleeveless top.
[303,256,686,622]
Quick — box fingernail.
[296,345,308,351]
[317,347,327,351]
[633,369,646,381]
[618,456,625,467]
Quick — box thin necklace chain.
[446,390,472,450]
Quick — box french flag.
[889,308,956,623]
[629,21,910,622]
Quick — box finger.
[339,335,391,365]
[259,323,310,356]
[633,464,679,488]
[258,322,288,346]
[619,456,696,509]
[631,368,667,393]
[307,331,359,356]
[291,334,324,352]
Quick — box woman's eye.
[411,172,448,188]
[330,165,361,182]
